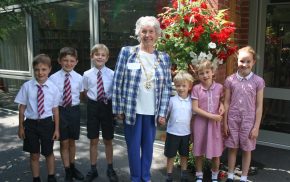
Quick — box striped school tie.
[97,71,105,101]
[37,85,45,117]
[63,73,72,107]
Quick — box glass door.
[254,0,290,149]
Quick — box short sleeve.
[82,74,89,90]
[224,77,231,89]
[53,89,61,108]
[191,85,199,100]
[256,76,265,91]
[14,83,28,105]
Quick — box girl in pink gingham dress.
[223,46,265,182]
[191,60,224,182]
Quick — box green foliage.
[0,0,42,41]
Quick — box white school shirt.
[166,95,192,136]
[49,69,83,106]
[14,79,61,119]
[136,50,156,115]
[82,66,114,101]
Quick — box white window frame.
[0,6,33,80]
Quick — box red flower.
[183,14,192,24]
[191,7,199,13]
[172,0,178,9]
[183,29,191,37]
[200,2,207,9]
[194,14,203,23]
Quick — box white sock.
[240,175,247,181]
[196,171,203,182]
[211,170,219,179]
[227,172,234,179]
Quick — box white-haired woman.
[112,16,171,182]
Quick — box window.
[0,11,32,77]
[32,0,90,75]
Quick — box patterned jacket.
[112,45,172,125]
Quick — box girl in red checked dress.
[191,59,224,182]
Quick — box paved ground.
[0,108,290,182]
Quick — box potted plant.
[156,0,237,74]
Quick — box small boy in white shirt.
[15,54,60,182]
[164,70,194,182]
[49,47,84,181]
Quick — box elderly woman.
[112,16,171,182]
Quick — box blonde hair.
[238,46,256,61]
[173,70,194,84]
[195,59,216,73]
[90,44,109,57]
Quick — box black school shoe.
[107,168,118,182]
[47,175,57,182]
[71,167,84,180]
[225,179,234,182]
[64,168,73,182]
[181,177,189,182]
[84,170,98,182]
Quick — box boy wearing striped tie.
[82,44,118,182]
[49,47,84,182]
[15,54,60,182]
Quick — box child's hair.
[238,45,257,61]
[58,47,78,60]
[33,54,51,68]
[173,70,194,84]
[195,59,217,73]
[90,44,109,57]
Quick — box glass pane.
[0,12,29,71]
[262,98,290,134]
[264,4,290,89]
[32,0,90,74]
[99,0,169,69]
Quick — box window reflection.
[264,4,290,89]
[262,98,290,134]
[0,11,29,71]
[32,0,90,75]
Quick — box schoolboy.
[164,71,194,182]
[49,47,84,182]
[82,44,118,182]
[15,54,60,182]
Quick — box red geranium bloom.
[183,14,192,24]
[200,2,207,9]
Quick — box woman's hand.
[158,116,166,126]
[115,114,125,121]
